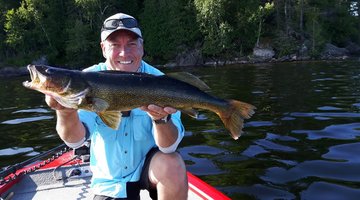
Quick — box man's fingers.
[147,104,176,115]
[45,95,72,111]
[163,107,176,114]
[140,104,177,120]
[45,95,59,109]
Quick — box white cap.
[101,13,142,41]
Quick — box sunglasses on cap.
[102,18,138,30]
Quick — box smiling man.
[99,14,144,72]
[45,13,188,200]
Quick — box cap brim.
[101,27,142,41]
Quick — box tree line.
[0,0,359,68]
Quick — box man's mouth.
[118,60,133,65]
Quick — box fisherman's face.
[101,30,144,72]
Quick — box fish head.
[23,65,73,94]
[23,65,89,108]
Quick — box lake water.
[1,61,360,199]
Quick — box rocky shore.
[164,42,360,68]
[1,42,359,77]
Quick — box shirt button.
[125,133,128,136]
[124,151,127,154]
[125,166,128,169]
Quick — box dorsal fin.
[167,72,210,91]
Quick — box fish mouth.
[22,65,48,90]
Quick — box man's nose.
[118,46,130,56]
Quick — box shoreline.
[1,57,359,77]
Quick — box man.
[45,13,188,200]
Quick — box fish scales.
[84,72,227,111]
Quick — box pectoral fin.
[92,98,110,112]
[98,111,122,130]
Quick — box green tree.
[305,0,359,46]
[141,0,200,63]
[194,0,231,59]
[233,0,262,55]
[1,0,359,67]
[0,0,20,61]
[306,7,324,56]
[4,0,68,65]
[4,1,41,64]
[63,0,104,67]
[64,0,144,67]
[255,2,275,47]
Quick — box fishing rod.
[0,143,68,179]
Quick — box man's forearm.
[56,110,85,143]
[153,120,179,148]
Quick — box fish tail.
[217,100,255,140]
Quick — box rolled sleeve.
[156,111,184,153]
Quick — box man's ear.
[100,42,107,59]
[139,39,145,58]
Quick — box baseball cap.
[101,13,142,41]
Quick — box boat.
[0,144,231,200]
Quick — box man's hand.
[140,104,177,120]
[45,95,76,113]
[141,104,179,149]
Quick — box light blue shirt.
[78,61,184,198]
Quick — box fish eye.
[45,68,55,74]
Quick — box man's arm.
[141,105,181,151]
[45,95,86,144]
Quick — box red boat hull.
[1,148,230,199]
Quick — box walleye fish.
[23,64,255,140]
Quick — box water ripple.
[254,139,297,152]
[1,115,53,124]
[265,133,299,142]
[301,182,360,200]
[0,147,33,156]
[242,145,269,157]
[179,145,224,175]
[13,108,50,113]
[322,142,360,163]
[246,121,277,127]
[292,123,360,140]
[290,112,360,118]
[242,133,298,157]
[223,184,296,200]
[317,106,343,111]
[262,160,360,184]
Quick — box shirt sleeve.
[64,111,95,148]
[78,110,98,137]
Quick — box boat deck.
[6,164,95,200]
[3,164,204,200]
[1,147,230,200]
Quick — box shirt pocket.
[131,110,152,141]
